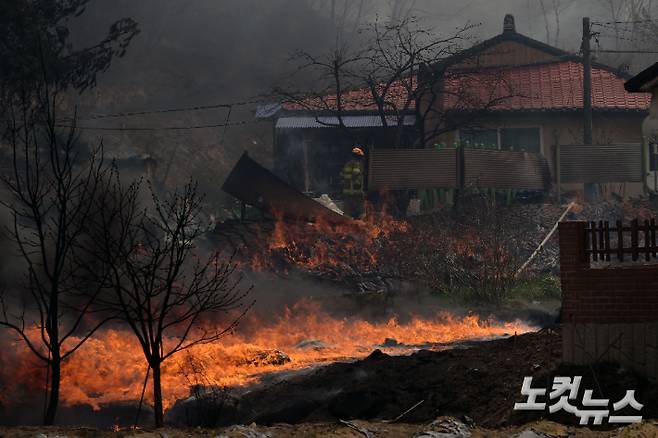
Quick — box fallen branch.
[339,419,374,438]
[515,201,576,277]
[382,399,425,423]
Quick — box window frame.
[457,128,499,150]
[457,125,543,155]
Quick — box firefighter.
[340,146,365,218]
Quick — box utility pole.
[582,17,597,200]
[582,17,593,145]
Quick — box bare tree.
[357,17,473,147]
[357,17,518,147]
[0,1,138,425]
[538,0,553,45]
[303,0,374,39]
[275,16,516,148]
[388,0,418,23]
[91,178,252,428]
[274,43,367,140]
[593,0,657,70]
[536,0,579,47]
[0,86,113,425]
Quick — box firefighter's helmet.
[352,146,365,157]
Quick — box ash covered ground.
[164,328,658,428]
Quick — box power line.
[219,104,233,145]
[592,24,658,41]
[54,119,258,132]
[593,19,658,25]
[595,49,658,54]
[593,23,656,35]
[79,97,266,121]
[595,32,655,43]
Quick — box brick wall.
[559,221,658,324]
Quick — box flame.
[0,213,534,414]
[1,300,534,412]
[247,210,409,275]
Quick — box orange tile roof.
[282,79,417,112]
[444,61,651,111]
[282,61,650,114]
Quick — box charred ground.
[167,327,658,429]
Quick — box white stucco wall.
[644,89,658,191]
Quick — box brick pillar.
[558,221,589,323]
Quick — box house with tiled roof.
[425,14,650,160]
[261,14,651,197]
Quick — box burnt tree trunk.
[44,291,61,426]
[44,344,60,425]
[152,361,164,428]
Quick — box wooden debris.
[382,399,425,423]
[516,202,575,277]
[339,419,375,437]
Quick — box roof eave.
[278,108,417,117]
[625,63,658,92]
[432,30,629,78]
[446,107,649,115]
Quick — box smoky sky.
[55,0,657,202]
[70,0,657,111]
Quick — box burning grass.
[0,300,533,413]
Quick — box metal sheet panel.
[276,115,416,129]
[222,152,351,224]
[255,103,281,119]
[464,149,550,190]
[559,144,642,183]
[368,148,458,190]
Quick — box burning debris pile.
[216,197,543,302]
[215,196,658,300]
[213,212,409,292]
[216,153,413,292]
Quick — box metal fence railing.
[584,219,658,262]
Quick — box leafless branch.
[86,177,252,427]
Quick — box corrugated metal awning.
[276,115,416,129]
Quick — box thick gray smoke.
[58,0,656,208]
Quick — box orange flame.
[247,211,409,274]
[1,300,533,411]
[0,214,533,414]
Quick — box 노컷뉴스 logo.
[514,376,643,425]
